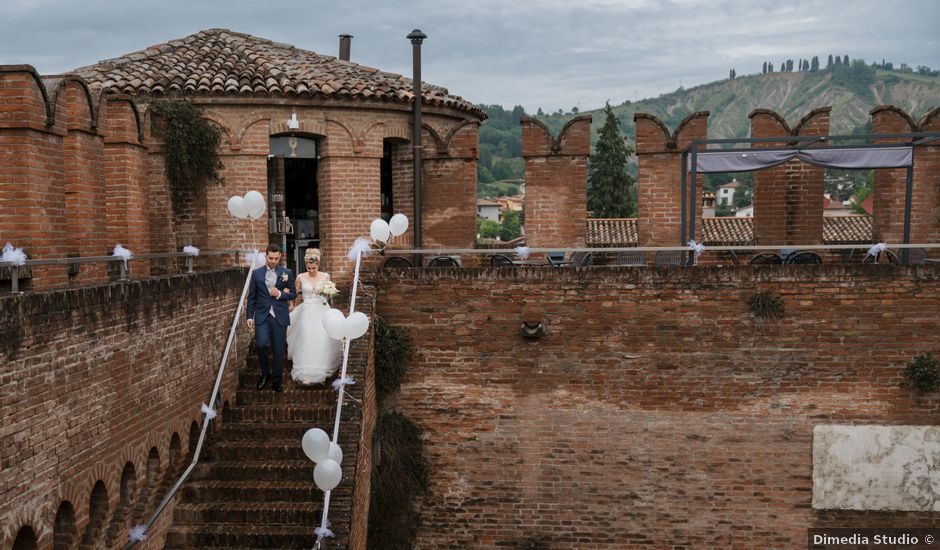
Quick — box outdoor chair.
[653,250,684,267]
[383,256,413,268]
[614,250,646,266]
[549,251,593,267]
[546,251,566,266]
[784,250,822,265]
[427,256,460,268]
[748,252,782,265]
[490,254,515,267]
[862,249,900,264]
[716,250,739,266]
[907,248,928,265]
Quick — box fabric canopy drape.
[688,146,913,173]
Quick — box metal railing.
[0,249,248,293]
[379,243,940,267]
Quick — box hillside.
[477,65,940,189]
[539,65,940,144]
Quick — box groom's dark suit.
[247,264,295,389]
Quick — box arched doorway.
[268,135,319,273]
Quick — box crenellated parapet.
[521,115,591,249]
[870,105,940,244]
[634,111,709,246]
[749,107,830,246]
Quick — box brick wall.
[376,266,940,549]
[871,106,940,245]
[635,112,708,246]
[521,115,591,250]
[0,66,481,287]
[0,268,248,549]
[750,108,829,246]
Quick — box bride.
[287,248,342,385]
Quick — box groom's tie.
[265,268,276,317]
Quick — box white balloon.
[328,442,343,464]
[244,190,266,219]
[314,459,342,491]
[345,311,369,340]
[322,309,348,340]
[370,219,391,243]
[388,214,409,237]
[301,428,330,463]
[227,196,248,219]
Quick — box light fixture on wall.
[288,112,300,130]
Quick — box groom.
[247,244,295,392]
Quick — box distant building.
[735,204,754,218]
[718,179,740,206]
[702,192,716,217]
[497,196,524,213]
[477,199,502,222]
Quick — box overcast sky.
[2,0,938,113]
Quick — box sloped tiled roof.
[822,215,873,244]
[586,218,637,247]
[587,216,873,246]
[73,28,482,117]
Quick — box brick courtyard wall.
[750,108,829,246]
[871,106,940,245]
[0,268,248,549]
[376,266,940,549]
[421,121,479,250]
[634,111,708,247]
[521,115,591,250]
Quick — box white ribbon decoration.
[315,526,335,538]
[347,237,374,261]
[867,242,887,257]
[688,239,705,259]
[182,245,200,256]
[129,525,147,542]
[514,245,531,260]
[331,376,356,391]
[112,243,133,269]
[1,243,27,266]
[200,403,217,420]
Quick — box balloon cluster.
[227,191,266,220]
[302,428,343,491]
[322,309,369,341]
[369,213,409,243]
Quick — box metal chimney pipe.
[407,29,427,250]
[338,34,352,61]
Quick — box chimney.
[339,34,352,61]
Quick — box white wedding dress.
[287,274,342,385]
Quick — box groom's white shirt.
[265,267,277,317]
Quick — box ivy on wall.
[149,100,222,203]
[369,318,427,550]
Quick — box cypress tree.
[827,54,834,69]
[587,103,635,218]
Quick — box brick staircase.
[163,358,360,550]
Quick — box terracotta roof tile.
[586,218,637,247]
[73,28,483,117]
[587,216,873,247]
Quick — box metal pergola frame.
[680,131,940,264]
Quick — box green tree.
[477,219,499,239]
[499,210,521,241]
[827,54,834,69]
[587,103,635,218]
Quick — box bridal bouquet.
[316,280,339,299]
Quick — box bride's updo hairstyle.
[304,248,321,263]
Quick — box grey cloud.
[0,0,937,112]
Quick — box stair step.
[220,421,329,442]
[193,460,356,487]
[181,480,317,503]
[164,523,319,548]
[225,404,334,423]
[211,440,359,462]
[236,385,337,406]
[237,369,346,390]
[172,501,320,525]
